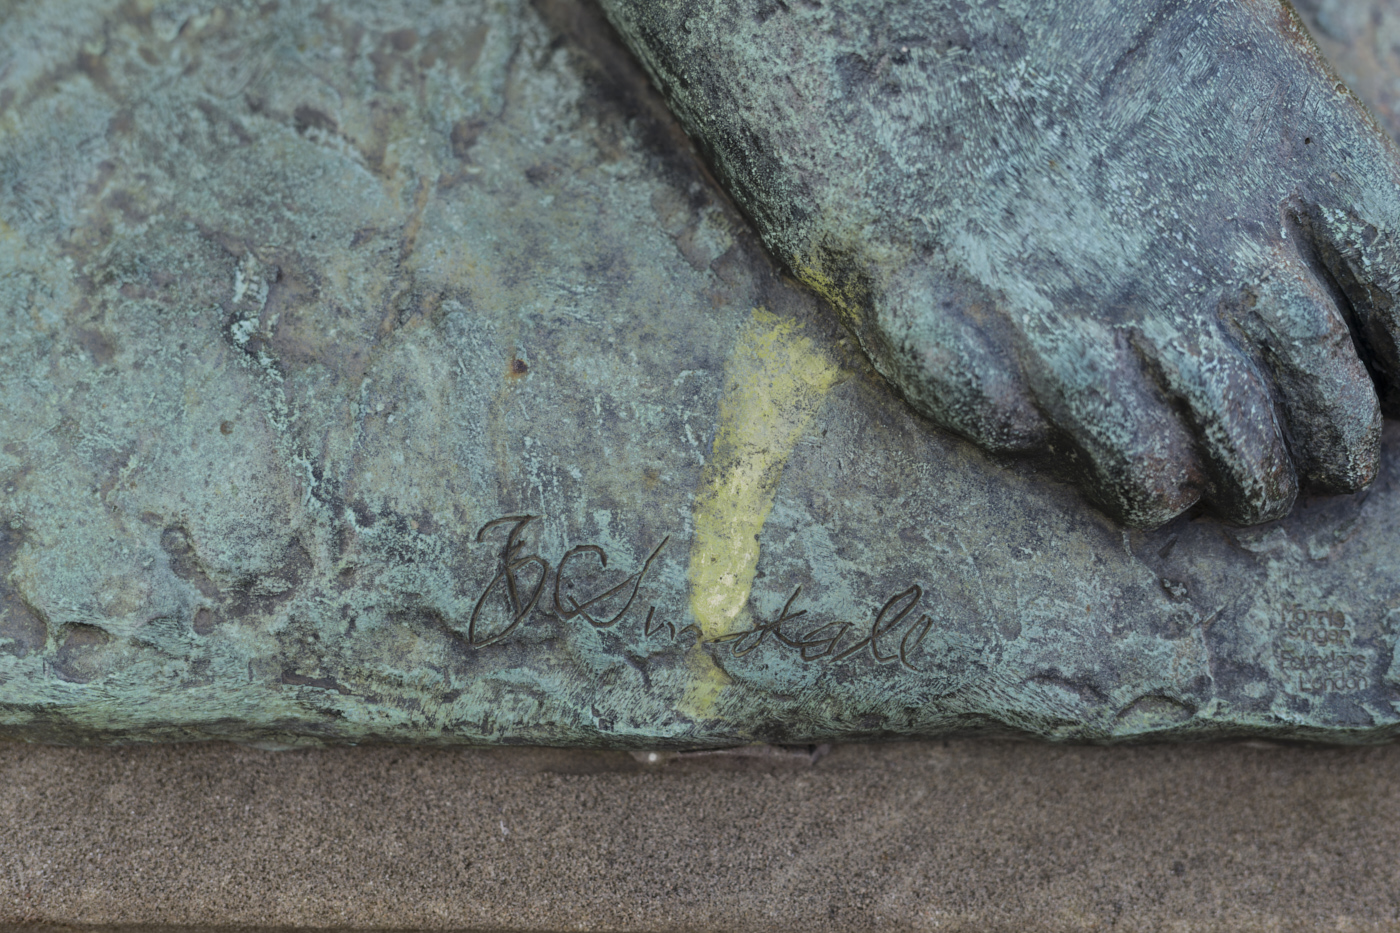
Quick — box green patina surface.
[2,0,1400,746]
[600,0,1400,532]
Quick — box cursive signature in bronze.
[462,514,936,671]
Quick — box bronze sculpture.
[3,0,1400,746]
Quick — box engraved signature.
[711,584,933,670]
[469,515,668,646]
[462,513,934,671]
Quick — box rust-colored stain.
[508,358,529,379]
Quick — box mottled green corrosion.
[599,0,1400,530]
[2,0,1400,747]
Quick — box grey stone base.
[3,739,1399,932]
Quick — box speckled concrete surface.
[2,738,1400,931]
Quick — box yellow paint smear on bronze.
[679,308,844,720]
[794,239,869,331]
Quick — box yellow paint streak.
[795,252,864,329]
[679,308,843,719]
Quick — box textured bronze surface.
[5,0,1400,745]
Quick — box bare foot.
[601,0,1400,527]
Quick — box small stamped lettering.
[1274,603,1370,695]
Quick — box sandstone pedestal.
[3,738,1400,932]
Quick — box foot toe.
[1137,322,1298,525]
[1022,317,1205,527]
[1234,255,1381,493]
[875,268,1050,453]
[1311,204,1400,413]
